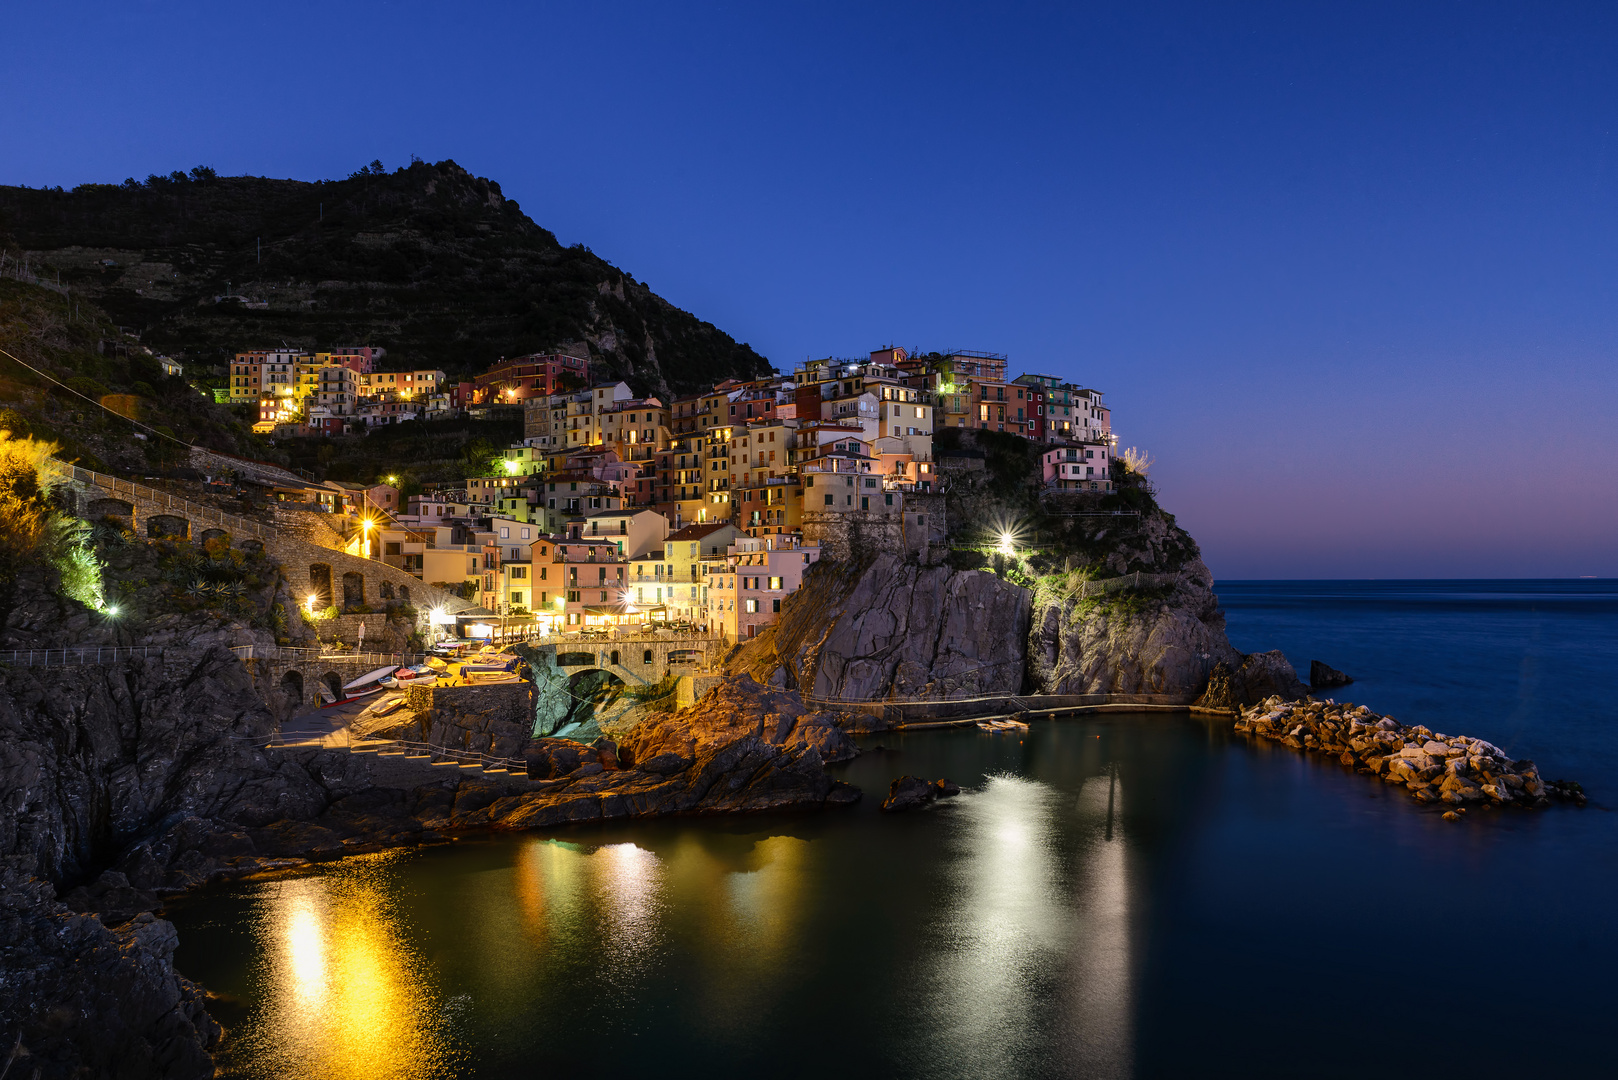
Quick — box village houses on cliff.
[227,345,1115,642]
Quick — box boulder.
[1309,660,1354,688]
[881,775,939,812]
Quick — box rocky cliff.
[727,555,1033,702]
[731,507,1306,709]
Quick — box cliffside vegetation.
[0,159,772,397]
[934,426,1202,585]
[0,431,104,625]
[0,279,264,473]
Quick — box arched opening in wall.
[555,668,627,741]
[279,669,305,707]
[610,649,620,666]
[379,581,395,601]
[341,572,365,609]
[87,498,133,527]
[319,671,344,704]
[398,585,410,604]
[148,514,190,540]
[200,528,228,545]
[241,539,264,555]
[309,564,333,609]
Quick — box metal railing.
[263,729,528,773]
[0,646,177,666]
[0,645,431,668]
[46,461,274,540]
[230,645,427,666]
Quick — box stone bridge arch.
[87,497,133,526]
[279,669,305,707]
[147,513,190,540]
[319,670,344,702]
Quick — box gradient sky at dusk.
[5,2,1616,577]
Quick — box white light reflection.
[1058,763,1134,1076]
[590,842,666,988]
[923,774,1067,1076]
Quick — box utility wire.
[0,343,200,453]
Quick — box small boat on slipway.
[316,666,400,707]
[976,718,1030,733]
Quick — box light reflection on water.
[230,852,456,1080]
[917,768,1135,1079]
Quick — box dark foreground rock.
[1309,660,1354,689]
[0,647,859,1078]
[880,775,961,812]
[1235,697,1585,811]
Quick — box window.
[769,576,783,590]
[773,598,781,613]
[824,494,834,505]
[744,598,759,613]
[500,527,509,538]
[521,528,530,539]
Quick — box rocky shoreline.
[1235,696,1587,817]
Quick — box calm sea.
[167,580,1618,1079]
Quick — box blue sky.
[4,1,1616,577]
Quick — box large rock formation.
[1026,559,1244,695]
[729,516,1306,708]
[728,555,1032,702]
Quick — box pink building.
[1041,445,1112,490]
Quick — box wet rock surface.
[1235,696,1586,811]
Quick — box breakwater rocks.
[1235,697,1587,812]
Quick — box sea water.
[167,580,1618,1079]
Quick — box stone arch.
[279,669,305,706]
[398,585,410,604]
[379,581,395,600]
[320,671,344,702]
[609,649,621,666]
[147,514,190,540]
[88,497,133,525]
[240,539,264,555]
[341,572,365,608]
[309,564,333,609]
[200,528,229,545]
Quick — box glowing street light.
[997,531,1016,556]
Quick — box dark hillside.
[0,160,770,396]
[0,279,264,473]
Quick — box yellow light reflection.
[246,855,451,1080]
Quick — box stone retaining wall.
[391,682,536,758]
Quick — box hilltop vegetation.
[0,159,771,396]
